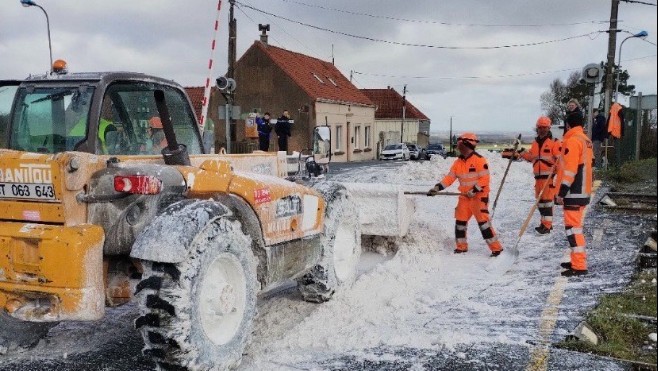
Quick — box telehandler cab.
[0,66,361,369]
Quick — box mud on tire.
[134,217,258,370]
[297,182,361,303]
[0,311,56,354]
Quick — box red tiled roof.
[251,42,373,106]
[360,88,429,120]
[184,87,205,120]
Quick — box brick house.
[220,40,376,161]
[360,87,431,154]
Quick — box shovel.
[404,191,462,196]
[486,163,557,274]
[491,133,522,219]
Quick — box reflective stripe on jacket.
[439,152,490,194]
[556,126,593,206]
[521,136,561,179]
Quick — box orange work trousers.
[535,178,557,229]
[564,205,587,270]
[454,195,502,253]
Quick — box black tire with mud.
[134,215,258,370]
[0,311,57,353]
[297,182,361,303]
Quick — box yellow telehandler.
[0,66,362,369]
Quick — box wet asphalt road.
[0,160,654,371]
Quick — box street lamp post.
[20,0,53,73]
[614,30,648,102]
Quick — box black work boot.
[561,268,588,277]
[535,225,552,234]
[490,250,503,257]
[454,249,467,254]
[560,262,572,269]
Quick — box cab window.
[9,86,94,153]
[99,82,202,155]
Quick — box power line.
[352,54,657,80]
[237,2,603,50]
[274,0,611,28]
[236,3,318,56]
[620,0,657,6]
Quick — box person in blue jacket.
[591,108,607,168]
[257,112,272,151]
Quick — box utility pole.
[400,84,407,143]
[604,0,621,115]
[449,116,453,154]
[227,0,237,79]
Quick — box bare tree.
[540,78,567,124]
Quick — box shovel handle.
[404,191,462,196]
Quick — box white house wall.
[314,101,376,162]
[373,119,420,152]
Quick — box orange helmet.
[457,132,479,150]
[148,116,163,129]
[457,132,479,143]
[536,116,552,128]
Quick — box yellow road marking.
[525,179,602,370]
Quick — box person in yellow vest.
[68,117,116,154]
[555,108,593,277]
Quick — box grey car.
[425,143,446,159]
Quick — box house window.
[364,126,371,148]
[336,125,343,150]
[327,77,338,87]
[354,126,361,149]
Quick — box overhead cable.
[352,54,657,80]
[274,0,611,27]
[236,2,603,50]
[620,0,657,6]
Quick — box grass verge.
[555,270,657,365]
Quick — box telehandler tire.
[297,182,361,303]
[0,311,56,353]
[135,216,258,370]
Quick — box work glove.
[427,183,444,196]
[466,185,482,198]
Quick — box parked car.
[380,143,410,161]
[405,143,425,160]
[425,143,447,159]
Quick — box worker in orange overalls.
[509,116,561,234]
[428,133,503,256]
[555,109,593,277]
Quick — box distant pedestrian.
[427,132,503,256]
[555,107,593,277]
[564,98,583,136]
[275,110,292,153]
[591,108,607,168]
[257,112,272,151]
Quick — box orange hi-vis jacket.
[521,136,561,179]
[555,126,593,206]
[439,152,490,194]
[608,102,623,139]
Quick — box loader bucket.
[342,182,416,237]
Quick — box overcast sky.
[1,0,656,133]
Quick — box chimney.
[258,24,270,45]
